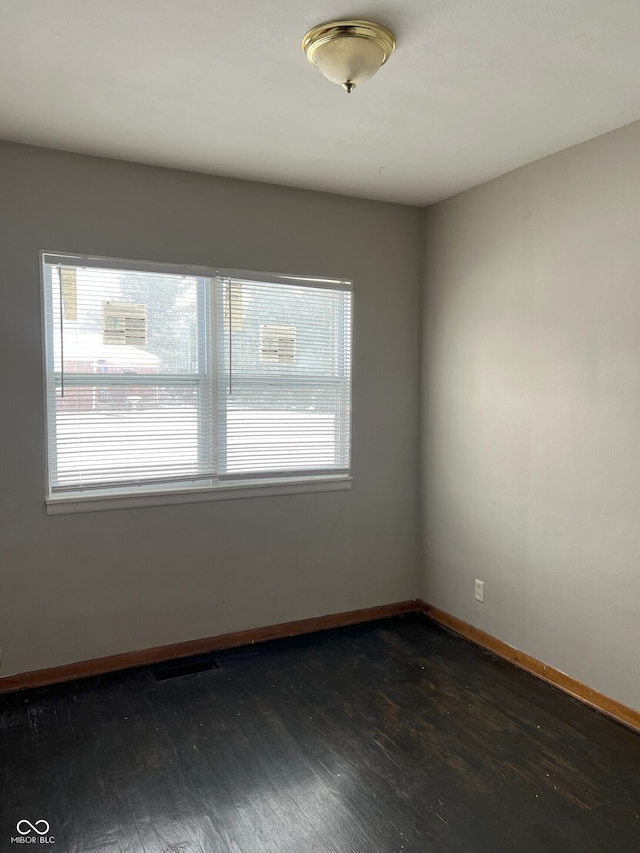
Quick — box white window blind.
[42,254,352,503]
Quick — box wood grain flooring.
[1,613,639,852]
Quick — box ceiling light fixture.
[302,20,395,93]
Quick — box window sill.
[45,475,352,516]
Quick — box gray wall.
[421,120,640,712]
[0,141,423,677]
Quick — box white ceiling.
[1,1,640,205]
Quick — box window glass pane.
[50,266,201,375]
[218,279,351,476]
[54,388,205,488]
[45,263,212,491]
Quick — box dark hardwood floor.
[1,614,639,852]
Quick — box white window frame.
[40,252,353,515]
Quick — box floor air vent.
[152,657,222,681]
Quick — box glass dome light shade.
[312,37,386,88]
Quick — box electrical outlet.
[475,579,485,603]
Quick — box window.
[42,253,352,512]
